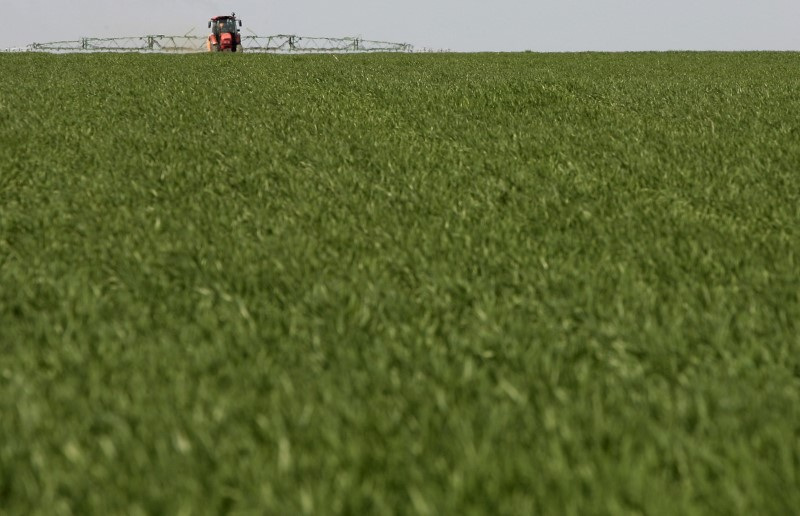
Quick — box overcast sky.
[4,0,800,51]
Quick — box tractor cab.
[207,13,243,52]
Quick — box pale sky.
[4,0,800,51]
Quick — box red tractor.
[207,13,242,52]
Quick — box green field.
[1,51,799,514]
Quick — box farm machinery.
[207,13,242,52]
[25,13,414,53]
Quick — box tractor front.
[208,13,242,52]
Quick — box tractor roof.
[210,15,235,21]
